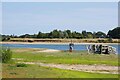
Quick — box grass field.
[2,63,118,78]
[2,48,119,78]
[12,48,118,66]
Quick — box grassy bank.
[12,48,118,66]
[3,63,118,78]
[2,48,119,78]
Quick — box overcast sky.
[2,2,118,35]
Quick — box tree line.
[1,27,120,41]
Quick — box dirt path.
[18,62,118,74]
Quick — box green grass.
[3,63,118,78]
[12,48,118,66]
[2,48,119,78]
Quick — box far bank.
[0,41,119,45]
[1,38,119,44]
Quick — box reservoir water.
[1,43,119,54]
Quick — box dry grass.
[9,38,119,43]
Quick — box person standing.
[69,40,74,52]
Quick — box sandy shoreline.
[37,49,61,53]
[0,41,119,45]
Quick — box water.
[1,43,120,53]
[2,44,86,51]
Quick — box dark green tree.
[65,30,72,38]
[72,31,82,39]
[107,27,120,39]
[51,29,59,38]
[37,31,42,38]
[58,30,64,38]
[87,32,93,38]
[82,30,88,38]
[63,31,69,38]
[95,31,106,38]
[93,32,96,38]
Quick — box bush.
[28,40,34,42]
[0,47,12,63]
[16,63,27,67]
[107,38,113,43]
[97,39,105,43]
[2,37,10,41]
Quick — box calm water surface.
[1,44,120,53]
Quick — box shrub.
[28,40,34,42]
[0,47,12,63]
[16,63,27,67]
[97,39,105,43]
[2,37,10,41]
[107,38,113,43]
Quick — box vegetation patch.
[2,48,119,78]
[2,63,118,78]
[16,63,28,67]
[12,48,118,66]
[0,47,12,63]
[2,27,120,42]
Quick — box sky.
[1,0,119,2]
[2,2,118,35]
